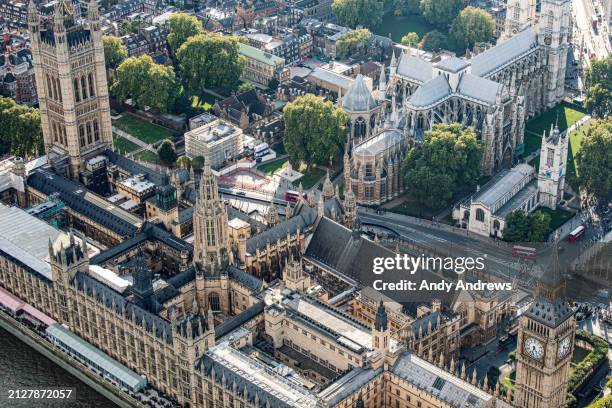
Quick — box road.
[573,0,610,65]
[358,208,608,300]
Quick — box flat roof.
[206,342,319,407]
[46,324,146,390]
[0,203,64,280]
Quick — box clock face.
[557,337,571,359]
[524,336,545,359]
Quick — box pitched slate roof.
[457,74,501,105]
[396,54,433,83]
[214,301,265,339]
[228,266,264,292]
[471,28,539,77]
[27,170,139,238]
[105,149,167,186]
[408,75,451,108]
[435,57,470,73]
[342,74,377,112]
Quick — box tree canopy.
[158,140,178,165]
[177,33,244,96]
[419,30,448,52]
[585,56,612,118]
[336,29,373,58]
[576,118,612,198]
[283,95,348,167]
[400,32,420,47]
[449,7,495,51]
[420,0,462,27]
[102,36,127,70]
[332,0,384,29]
[393,0,421,16]
[401,124,483,209]
[111,55,178,113]
[167,13,203,53]
[503,210,551,242]
[0,97,42,158]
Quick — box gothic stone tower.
[28,0,113,179]
[514,245,575,408]
[538,124,568,209]
[192,166,233,275]
[503,0,537,39]
[539,0,572,107]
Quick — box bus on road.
[285,190,306,203]
[512,245,537,259]
[567,225,586,243]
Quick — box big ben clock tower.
[514,244,575,408]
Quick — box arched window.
[52,122,58,142]
[547,12,554,30]
[88,72,95,97]
[354,117,367,139]
[493,220,500,230]
[513,6,520,20]
[208,293,220,311]
[52,77,58,101]
[86,122,92,144]
[476,208,485,222]
[93,119,100,142]
[81,76,87,100]
[56,77,62,102]
[46,74,53,98]
[74,79,80,102]
[79,125,86,147]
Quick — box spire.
[536,240,565,301]
[322,169,334,200]
[192,297,199,315]
[374,300,388,331]
[379,65,386,91]
[317,193,325,218]
[390,48,397,68]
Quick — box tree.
[237,82,255,93]
[584,57,612,118]
[335,29,373,58]
[111,55,178,113]
[102,36,127,70]
[119,19,145,35]
[419,30,448,52]
[176,156,192,169]
[420,0,462,27]
[576,119,612,198]
[0,96,43,158]
[394,0,421,16]
[401,124,483,209]
[177,33,244,96]
[167,13,203,53]
[158,140,177,165]
[449,7,495,51]
[192,156,205,170]
[401,32,420,47]
[503,210,551,242]
[332,0,384,29]
[283,95,348,167]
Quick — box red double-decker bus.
[567,225,585,243]
[285,190,306,203]
[512,245,537,259]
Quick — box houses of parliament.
[0,1,578,408]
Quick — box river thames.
[0,327,117,407]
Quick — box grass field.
[112,133,139,154]
[134,149,160,165]
[295,167,326,189]
[524,103,586,155]
[566,119,592,189]
[257,158,288,174]
[373,13,439,43]
[113,114,174,144]
[536,206,575,231]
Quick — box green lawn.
[112,133,140,154]
[113,114,174,144]
[524,103,587,155]
[373,13,439,43]
[257,158,288,174]
[295,167,326,189]
[134,149,160,165]
[536,206,575,231]
[566,119,592,189]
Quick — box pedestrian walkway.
[112,126,157,154]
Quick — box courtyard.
[373,13,438,43]
[112,133,139,154]
[523,103,587,156]
[112,113,175,145]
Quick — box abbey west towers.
[28,0,113,179]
